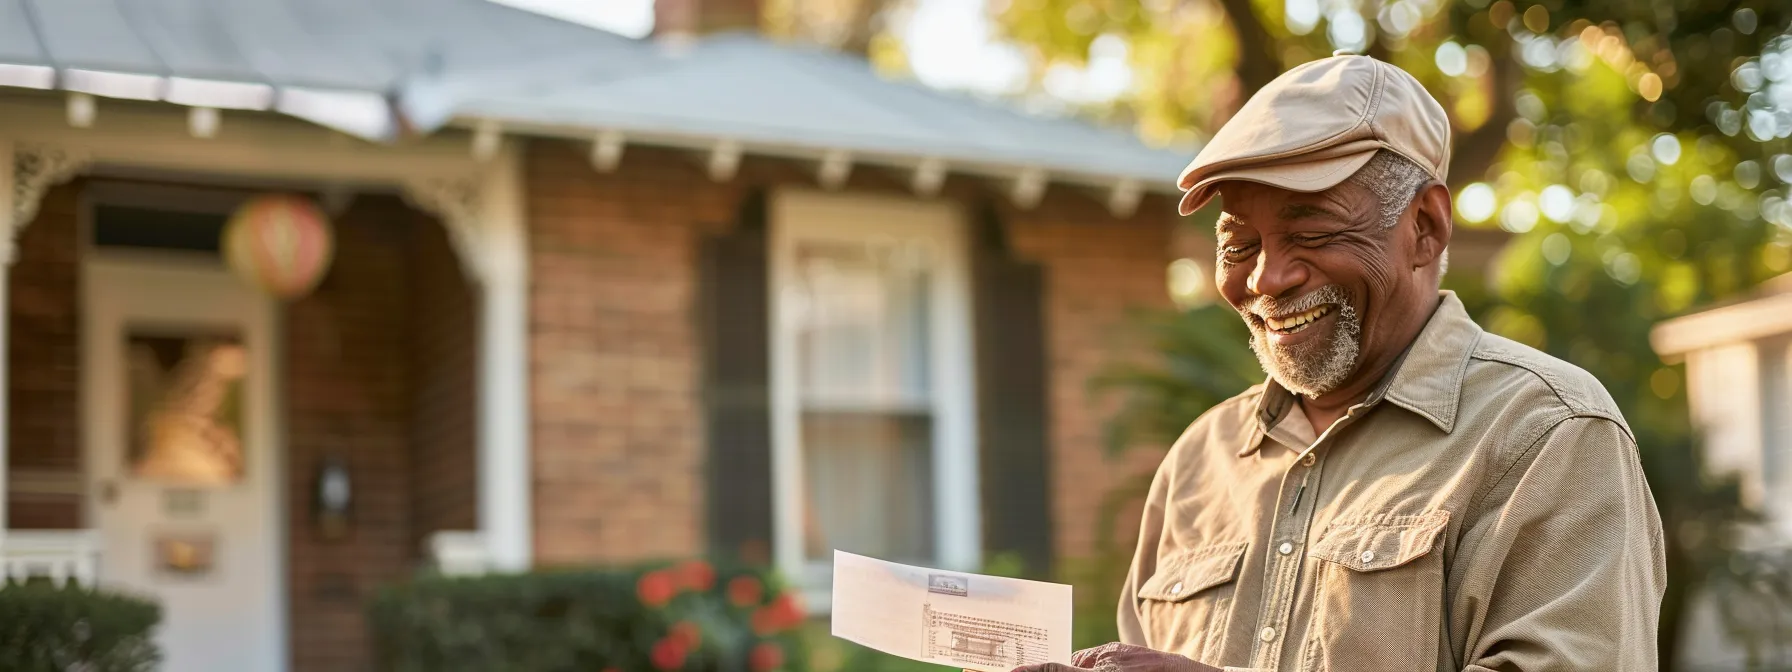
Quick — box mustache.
[1240,284,1352,321]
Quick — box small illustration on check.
[831,550,1073,672]
[929,573,970,597]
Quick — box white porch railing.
[427,531,490,577]
[1,530,101,586]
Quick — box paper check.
[830,550,1073,672]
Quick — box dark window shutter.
[701,191,774,565]
[973,205,1054,578]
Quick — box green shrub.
[0,580,161,672]
[368,560,808,672]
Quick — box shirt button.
[1259,627,1277,642]
[1170,582,1183,595]
[1361,550,1376,564]
[1301,452,1317,467]
[1278,542,1294,555]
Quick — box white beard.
[1242,285,1363,398]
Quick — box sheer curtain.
[792,239,936,564]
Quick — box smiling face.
[1214,172,1450,399]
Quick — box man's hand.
[1003,643,1223,672]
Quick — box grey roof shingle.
[0,0,1191,189]
[0,0,654,135]
[445,34,1189,185]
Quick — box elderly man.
[1019,56,1666,671]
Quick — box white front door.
[83,258,285,672]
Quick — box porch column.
[0,137,12,539]
[402,142,533,572]
[478,144,533,571]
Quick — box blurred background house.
[1653,276,1792,670]
[0,0,1788,670]
[0,0,1201,669]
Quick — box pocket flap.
[1137,542,1248,602]
[1312,510,1451,573]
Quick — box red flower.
[749,642,785,672]
[727,576,763,607]
[677,560,716,592]
[651,636,688,671]
[750,591,807,634]
[638,570,677,608]
[769,592,805,626]
[670,620,702,648]
[751,607,778,635]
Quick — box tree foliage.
[979,0,1792,665]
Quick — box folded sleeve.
[1450,416,1667,671]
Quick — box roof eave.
[1651,290,1792,358]
[443,115,1184,196]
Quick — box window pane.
[790,237,938,564]
[801,410,934,563]
[792,240,931,405]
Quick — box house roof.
[0,0,1192,195]
[427,33,1191,189]
[0,0,656,138]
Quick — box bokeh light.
[1626,151,1656,182]
[1167,258,1207,305]
[1285,0,1320,35]
[1691,175,1718,205]
[1539,185,1575,222]
[1738,160,1763,189]
[1638,73,1663,102]
[1651,134,1682,165]
[1607,251,1642,285]
[1501,199,1540,233]
[1542,233,1571,266]
[1327,10,1367,52]
[1457,183,1497,223]
[1435,41,1467,77]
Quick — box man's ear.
[1409,182,1453,272]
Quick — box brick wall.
[526,143,739,565]
[407,211,478,550]
[0,183,477,668]
[1004,195,1178,561]
[1,145,1177,664]
[284,195,418,672]
[524,140,1178,569]
[6,182,82,529]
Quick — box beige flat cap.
[1176,55,1452,216]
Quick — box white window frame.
[768,190,980,611]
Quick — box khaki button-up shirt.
[1118,292,1666,671]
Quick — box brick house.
[0,1,1196,669]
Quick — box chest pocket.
[1300,510,1450,672]
[1136,541,1247,662]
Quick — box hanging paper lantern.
[222,194,335,299]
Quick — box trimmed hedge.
[0,580,161,672]
[369,560,808,672]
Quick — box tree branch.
[839,0,887,58]
[1212,0,1284,93]
[1448,49,1521,187]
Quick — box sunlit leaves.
[967,0,1792,656]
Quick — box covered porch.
[0,94,531,670]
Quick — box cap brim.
[1176,149,1378,216]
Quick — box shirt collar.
[1380,291,1479,433]
[1239,291,1479,456]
